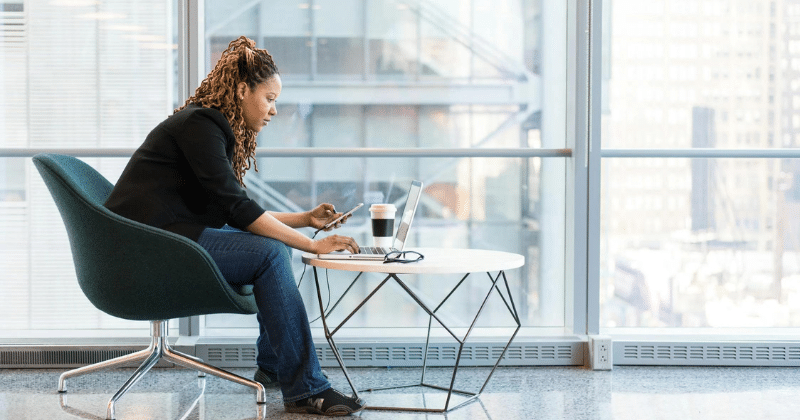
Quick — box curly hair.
[176,36,279,186]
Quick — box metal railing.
[602,148,800,158]
[0,148,572,158]
[10,147,800,159]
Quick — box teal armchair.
[32,153,266,420]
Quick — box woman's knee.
[253,237,294,270]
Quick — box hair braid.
[175,36,279,186]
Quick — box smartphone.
[317,203,363,232]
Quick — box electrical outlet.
[589,335,613,370]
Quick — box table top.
[301,247,524,274]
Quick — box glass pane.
[0,1,177,337]
[201,0,567,338]
[0,158,149,338]
[600,0,800,331]
[367,0,418,79]
[205,155,565,335]
[316,0,364,77]
[206,1,311,77]
[602,0,795,149]
[601,158,800,328]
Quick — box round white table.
[302,247,525,413]
[302,247,524,274]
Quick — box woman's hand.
[312,234,360,254]
[307,203,350,231]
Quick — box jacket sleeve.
[171,110,266,230]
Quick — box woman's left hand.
[308,203,347,231]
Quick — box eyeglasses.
[383,250,424,264]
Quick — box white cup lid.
[369,203,396,212]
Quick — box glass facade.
[0,0,568,339]
[600,0,800,329]
[4,0,796,346]
[201,0,567,337]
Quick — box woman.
[105,36,364,416]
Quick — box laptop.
[317,180,423,260]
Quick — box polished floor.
[1,364,799,420]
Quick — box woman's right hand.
[312,234,360,255]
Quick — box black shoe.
[284,388,365,416]
[253,367,279,387]
[254,367,329,388]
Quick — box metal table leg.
[312,266,360,399]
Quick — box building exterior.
[601,0,800,328]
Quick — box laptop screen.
[393,180,423,251]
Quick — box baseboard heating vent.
[314,342,582,367]
[204,346,257,365]
[194,341,582,368]
[615,342,800,367]
[1,341,582,369]
[0,347,172,369]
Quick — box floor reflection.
[57,376,224,420]
[0,366,799,419]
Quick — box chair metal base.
[57,320,266,420]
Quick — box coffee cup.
[369,204,396,248]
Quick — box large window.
[0,0,569,340]
[600,0,800,330]
[201,0,569,338]
[0,0,177,337]
[2,0,799,363]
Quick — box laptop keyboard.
[360,246,391,255]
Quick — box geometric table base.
[312,267,520,413]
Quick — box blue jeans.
[197,225,330,402]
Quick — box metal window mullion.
[585,0,603,336]
[178,0,203,102]
[569,0,599,337]
[178,0,204,338]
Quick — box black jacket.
[105,104,265,241]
